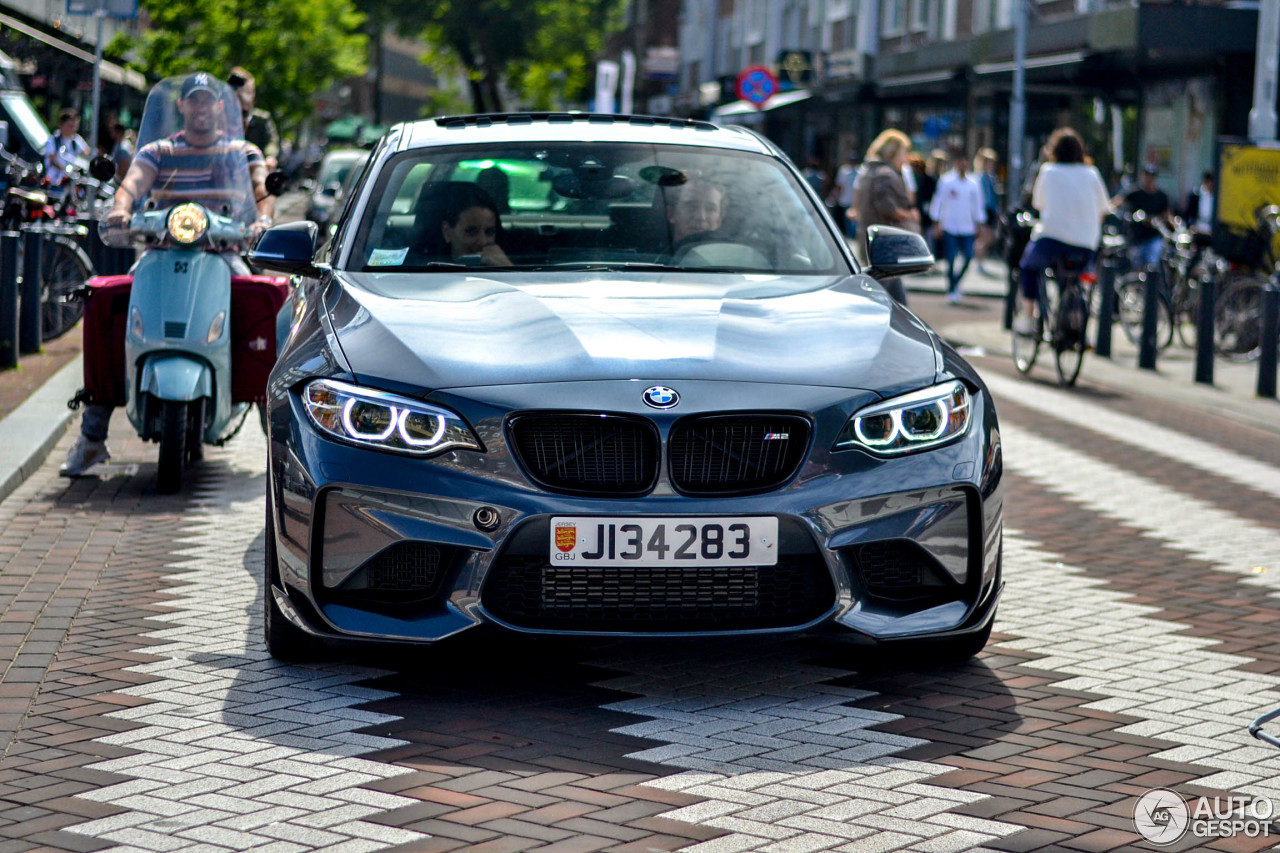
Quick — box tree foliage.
[359,0,626,113]
[110,0,367,129]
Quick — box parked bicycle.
[0,148,96,342]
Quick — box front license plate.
[550,517,779,567]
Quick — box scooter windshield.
[128,73,259,225]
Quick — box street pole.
[1006,0,1027,204]
[1250,0,1280,141]
[90,0,104,145]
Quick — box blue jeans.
[943,232,975,294]
[1019,237,1096,302]
[1131,236,1163,269]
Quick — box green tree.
[110,0,367,129]
[357,0,625,114]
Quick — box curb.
[0,354,80,504]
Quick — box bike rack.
[1250,706,1280,749]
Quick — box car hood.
[324,271,940,395]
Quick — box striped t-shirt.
[135,132,263,219]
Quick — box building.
[673,0,1260,203]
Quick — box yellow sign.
[1218,142,1280,231]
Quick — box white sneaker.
[60,436,110,477]
[1011,315,1038,336]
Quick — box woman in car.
[420,182,513,266]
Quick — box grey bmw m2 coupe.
[251,113,1003,662]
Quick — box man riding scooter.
[62,72,275,477]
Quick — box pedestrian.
[911,153,937,254]
[973,147,1000,275]
[827,152,860,240]
[108,122,134,182]
[227,67,280,171]
[1183,170,1214,234]
[801,157,826,197]
[43,108,91,191]
[851,128,919,306]
[1111,164,1171,269]
[929,148,986,303]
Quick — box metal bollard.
[0,231,19,369]
[1195,275,1216,385]
[1258,286,1279,399]
[1138,267,1160,370]
[1095,255,1115,358]
[19,229,42,353]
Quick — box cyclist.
[1013,127,1110,335]
[1111,164,1172,270]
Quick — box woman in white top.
[1014,127,1110,334]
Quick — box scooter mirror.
[265,170,288,197]
[89,155,116,182]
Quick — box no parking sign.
[736,65,779,109]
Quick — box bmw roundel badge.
[642,385,680,409]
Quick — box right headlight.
[834,380,971,456]
[302,379,483,457]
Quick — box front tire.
[156,400,187,494]
[264,487,319,662]
[40,236,91,342]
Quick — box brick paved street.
[1,290,1279,852]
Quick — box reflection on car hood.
[325,272,939,394]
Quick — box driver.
[61,73,275,478]
[666,177,725,247]
[106,72,275,237]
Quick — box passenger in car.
[419,182,513,266]
[665,177,726,249]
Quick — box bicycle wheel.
[1054,283,1088,387]
[1011,288,1041,374]
[40,234,92,342]
[1213,273,1265,362]
[1115,272,1173,350]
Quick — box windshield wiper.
[515,261,690,272]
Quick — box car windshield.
[347,142,847,275]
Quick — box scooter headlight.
[167,204,208,244]
[302,379,483,457]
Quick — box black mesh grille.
[334,542,449,604]
[164,321,187,339]
[854,541,954,601]
[482,519,833,632]
[669,415,810,495]
[509,414,659,496]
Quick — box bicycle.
[1012,251,1094,386]
[0,149,95,342]
[1210,204,1276,363]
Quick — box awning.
[876,69,956,90]
[712,89,812,118]
[324,115,364,141]
[0,13,147,91]
[974,51,1087,76]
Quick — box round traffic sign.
[736,65,779,107]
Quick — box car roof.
[393,113,776,156]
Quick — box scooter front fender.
[139,354,213,402]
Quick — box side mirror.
[863,226,934,279]
[265,170,288,196]
[89,154,116,182]
[250,220,321,277]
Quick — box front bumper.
[266,380,1003,646]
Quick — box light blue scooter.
[99,190,255,493]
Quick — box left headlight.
[167,203,208,244]
[834,380,971,456]
[302,379,483,457]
